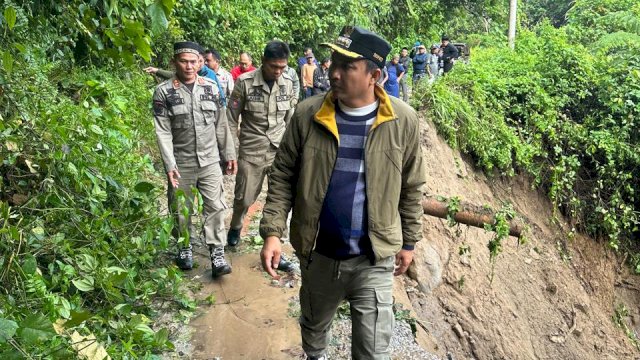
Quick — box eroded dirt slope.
[409,117,639,359]
[173,114,640,360]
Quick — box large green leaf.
[3,6,16,31]
[21,255,37,275]
[2,51,13,74]
[0,318,18,343]
[17,314,55,346]
[72,276,95,292]
[64,309,93,328]
[147,1,169,34]
[133,36,152,61]
[134,181,155,193]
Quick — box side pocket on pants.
[299,285,313,323]
[374,287,394,353]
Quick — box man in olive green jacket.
[260,26,426,360]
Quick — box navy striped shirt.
[316,100,379,260]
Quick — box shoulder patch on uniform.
[198,77,205,84]
[153,100,166,116]
[172,79,180,89]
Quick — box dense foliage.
[417,0,640,268]
[0,0,503,357]
[2,0,636,357]
[0,1,188,357]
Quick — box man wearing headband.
[259,26,426,359]
[152,41,237,278]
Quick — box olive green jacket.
[259,85,426,261]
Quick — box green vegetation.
[1,0,639,357]
[417,0,640,271]
[1,0,492,356]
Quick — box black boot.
[227,228,241,247]
[277,253,295,273]
[210,246,232,277]
[175,244,193,270]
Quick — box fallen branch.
[422,197,523,238]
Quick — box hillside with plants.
[0,0,638,358]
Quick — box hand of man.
[394,249,414,276]
[143,66,158,74]
[224,160,237,175]
[167,169,181,188]
[261,235,282,279]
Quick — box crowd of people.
[145,27,442,359]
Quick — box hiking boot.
[227,228,241,247]
[277,253,295,273]
[175,244,193,270]
[210,246,232,278]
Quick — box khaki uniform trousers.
[299,251,395,359]
[229,148,277,230]
[168,164,227,248]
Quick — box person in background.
[441,35,459,74]
[230,52,256,81]
[301,54,318,99]
[204,48,234,99]
[383,54,405,98]
[297,47,315,70]
[259,26,426,360]
[377,64,388,87]
[427,44,440,83]
[285,64,301,106]
[152,41,237,278]
[410,43,427,86]
[398,47,411,102]
[312,57,331,95]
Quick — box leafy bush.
[0,47,187,358]
[417,19,640,268]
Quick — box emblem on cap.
[372,53,383,62]
[336,36,352,48]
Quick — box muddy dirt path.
[189,248,301,359]
[187,194,304,359]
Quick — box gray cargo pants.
[299,251,395,360]
[399,77,409,102]
[167,164,227,248]
[229,149,277,230]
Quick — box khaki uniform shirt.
[228,68,295,157]
[153,76,236,172]
[285,66,300,106]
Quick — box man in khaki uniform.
[226,41,295,271]
[153,41,237,278]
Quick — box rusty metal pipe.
[422,198,523,238]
